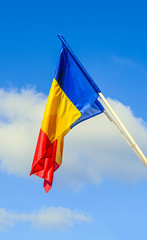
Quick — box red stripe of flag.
[30,129,59,192]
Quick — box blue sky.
[0,1,147,239]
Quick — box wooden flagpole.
[99,92,147,166]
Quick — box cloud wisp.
[112,55,135,68]
[0,207,91,231]
[0,87,147,189]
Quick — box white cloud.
[0,207,91,231]
[60,98,147,189]
[0,87,147,189]
[0,87,46,175]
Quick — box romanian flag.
[30,35,104,193]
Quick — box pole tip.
[57,34,62,39]
[57,34,67,44]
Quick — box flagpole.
[99,92,147,166]
[103,109,146,164]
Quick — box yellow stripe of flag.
[41,78,81,144]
